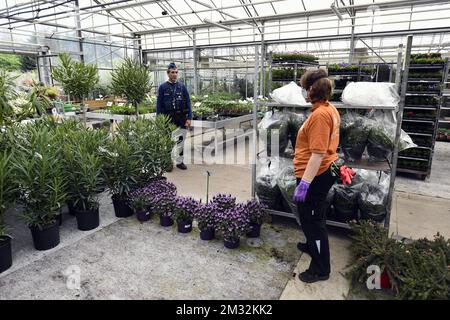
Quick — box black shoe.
[176,163,187,170]
[298,271,329,284]
[297,242,310,255]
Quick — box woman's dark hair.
[300,69,332,103]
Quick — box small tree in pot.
[174,196,198,234]
[0,151,15,272]
[12,125,67,251]
[242,199,267,238]
[52,53,99,119]
[102,134,142,218]
[110,58,152,116]
[194,203,217,241]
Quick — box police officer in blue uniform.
[156,62,192,170]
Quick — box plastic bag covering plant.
[194,203,217,231]
[115,116,175,186]
[215,203,251,242]
[275,158,297,215]
[59,124,108,211]
[258,110,289,156]
[255,157,282,209]
[11,124,67,228]
[110,58,152,116]
[242,198,267,225]
[0,151,15,237]
[358,172,390,222]
[347,221,450,300]
[52,53,99,104]
[0,69,18,126]
[174,196,199,221]
[339,112,370,161]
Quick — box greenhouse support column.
[134,34,143,64]
[260,22,265,98]
[395,44,404,89]
[385,37,412,231]
[349,2,356,64]
[74,0,84,62]
[192,28,199,96]
[251,45,260,198]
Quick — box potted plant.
[194,203,217,241]
[102,134,142,218]
[145,179,177,227]
[243,199,267,238]
[129,186,153,222]
[0,151,15,273]
[52,53,99,118]
[110,58,152,116]
[174,196,198,234]
[215,203,250,249]
[13,125,67,251]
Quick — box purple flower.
[242,199,267,225]
[215,202,251,242]
[174,196,199,221]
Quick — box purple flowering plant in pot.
[148,180,177,227]
[194,203,217,241]
[210,193,236,212]
[129,187,153,222]
[243,199,267,238]
[215,202,250,249]
[174,196,198,233]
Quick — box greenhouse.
[0,0,450,304]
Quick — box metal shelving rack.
[251,39,412,231]
[266,52,319,96]
[397,56,449,179]
[437,63,450,141]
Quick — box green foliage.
[20,55,37,72]
[11,124,67,228]
[0,69,18,126]
[57,123,108,211]
[347,221,450,300]
[52,53,99,102]
[0,54,21,71]
[95,104,155,115]
[0,151,15,237]
[110,58,152,115]
[192,105,214,119]
[272,52,318,63]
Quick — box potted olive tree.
[52,53,99,119]
[102,134,142,218]
[13,125,67,251]
[174,196,198,234]
[110,58,152,116]
[0,151,15,272]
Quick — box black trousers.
[296,168,336,276]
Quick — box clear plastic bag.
[358,171,390,222]
[255,157,282,210]
[367,111,417,162]
[342,82,400,108]
[340,112,370,162]
[275,157,297,215]
[258,110,289,156]
[287,111,308,149]
[270,81,311,106]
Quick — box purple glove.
[293,179,311,203]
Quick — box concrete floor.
[0,135,449,300]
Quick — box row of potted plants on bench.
[0,115,175,273]
[127,180,267,249]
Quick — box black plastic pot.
[246,223,262,238]
[57,212,63,226]
[367,143,392,163]
[177,219,193,233]
[67,201,76,216]
[342,143,366,162]
[0,236,12,273]
[136,210,151,222]
[335,208,359,223]
[360,210,387,223]
[29,222,60,251]
[200,228,215,241]
[112,195,134,218]
[160,215,174,227]
[224,238,240,249]
[74,207,100,231]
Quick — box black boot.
[176,163,187,170]
[298,270,329,284]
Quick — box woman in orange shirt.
[293,69,340,283]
